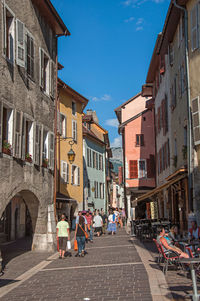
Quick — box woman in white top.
[107,210,117,235]
[93,212,103,237]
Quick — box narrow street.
[0,229,162,301]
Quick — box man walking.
[56,213,70,259]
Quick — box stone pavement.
[0,229,192,301]
[0,229,155,301]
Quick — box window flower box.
[2,140,11,156]
[25,153,32,163]
[42,158,48,168]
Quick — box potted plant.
[42,158,48,168]
[182,145,187,160]
[2,140,11,155]
[25,153,32,163]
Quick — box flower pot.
[25,157,32,163]
[2,147,11,156]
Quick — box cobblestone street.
[0,229,155,301]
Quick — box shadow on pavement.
[0,279,19,288]
[0,237,32,270]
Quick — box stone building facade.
[0,0,69,250]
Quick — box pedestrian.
[75,214,87,257]
[93,211,103,237]
[56,213,70,259]
[101,209,107,235]
[114,208,120,228]
[107,210,117,235]
[118,208,123,228]
[85,210,93,243]
[122,208,126,226]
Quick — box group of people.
[156,220,200,259]
[56,207,126,258]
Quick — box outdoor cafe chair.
[159,244,182,274]
[153,238,163,264]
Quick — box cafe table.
[180,257,200,301]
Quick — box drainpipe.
[173,0,193,212]
[121,127,127,218]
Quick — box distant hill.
[111,147,123,162]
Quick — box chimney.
[86,109,99,124]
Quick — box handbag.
[79,224,89,239]
[67,240,71,250]
[74,239,78,251]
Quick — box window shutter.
[78,167,80,185]
[67,163,69,183]
[39,48,44,88]
[48,132,54,170]
[61,161,67,182]
[50,60,55,98]
[0,101,3,152]
[147,155,155,178]
[192,97,200,145]
[168,139,170,166]
[87,148,89,166]
[71,166,74,184]
[40,125,44,166]
[129,160,138,179]
[34,123,41,166]
[21,116,26,160]
[2,1,6,56]
[26,34,34,79]
[191,5,199,52]
[16,19,25,67]
[14,110,22,158]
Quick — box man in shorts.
[56,213,70,259]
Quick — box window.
[61,161,69,183]
[147,155,155,178]
[192,97,200,145]
[191,4,199,52]
[93,151,96,169]
[94,181,98,198]
[1,105,14,153]
[22,117,33,161]
[99,183,104,199]
[26,32,34,79]
[136,134,144,146]
[42,130,48,162]
[138,160,146,178]
[59,113,66,137]
[48,132,54,170]
[87,148,90,167]
[88,180,91,197]
[71,165,80,185]
[72,101,76,116]
[72,120,77,142]
[89,149,92,167]
[39,48,52,96]
[34,124,41,165]
[3,4,15,63]
[99,154,101,170]
[13,111,22,158]
[96,152,98,170]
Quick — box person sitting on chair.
[157,227,189,258]
[189,221,200,240]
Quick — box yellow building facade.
[56,78,88,221]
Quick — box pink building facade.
[115,93,155,219]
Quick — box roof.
[32,0,70,36]
[82,125,106,146]
[58,78,89,110]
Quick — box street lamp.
[57,137,75,164]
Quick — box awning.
[137,171,187,203]
[56,192,77,204]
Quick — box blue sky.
[51,0,170,147]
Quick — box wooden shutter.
[16,19,25,67]
[14,110,22,158]
[2,1,6,56]
[67,163,69,183]
[147,155,155,178]
[96,153,98,170]
[50,60,55,98]
[191,5,199,52]
[48,132,54,170]
[71,166,74,184]
[26,34,34,79]
[40,125,44,166]
[34,124,41,165]
[87,148,90,166]
[129,160,138,179]
[78,167,80,185]
[0,101,3,152]
[192,97,200,145]
[21,116,26,160]
[39,48,44,88]
[61,161,67,182]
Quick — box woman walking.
[75,215,87,257]
[107,210,117,235]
